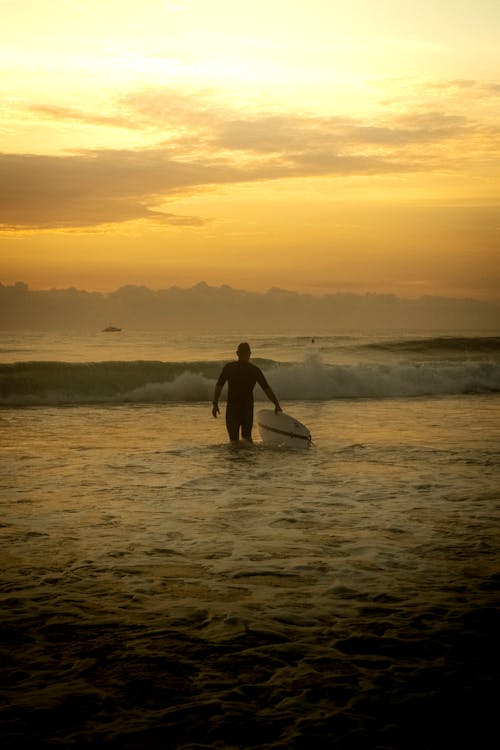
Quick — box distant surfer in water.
[212,342,282,443]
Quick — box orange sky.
[1,0,499,300]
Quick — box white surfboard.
[257,410,312,448]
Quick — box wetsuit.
[215,360,270,441]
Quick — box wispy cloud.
[0,150,214,229]
[0,144,415,230]
[2,80,498,230]
[25,104,140,130]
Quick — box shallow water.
[1,395,499,748]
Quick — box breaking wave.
[1,355,499,406]
[359,335,500,356]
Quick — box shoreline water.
[1,331,499,747]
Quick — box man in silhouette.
[212,342,282,443]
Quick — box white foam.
[1,354,498,406]
[261,354,499,400]
[124,371,214,402]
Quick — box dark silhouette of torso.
[216,360,269,406]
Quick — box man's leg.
[225,406,240,442]
[240,403,254,442]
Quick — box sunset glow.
[1,0,499,299]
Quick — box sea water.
[1,330,499,748]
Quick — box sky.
[1,0,499,300]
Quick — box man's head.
[236,342,251,361]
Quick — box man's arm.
[263,384,282,415]
[212,382,223,418]
[256,368,282,414]
[212,365,228,417]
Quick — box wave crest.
[1,355,499,406]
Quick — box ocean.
[1,330,499,748]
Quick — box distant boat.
[102,326,122,332]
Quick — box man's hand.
[212,403,220,418]
[275,404,282,415]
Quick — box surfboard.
[257,410,312,448]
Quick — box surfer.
[212,342,282,443]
